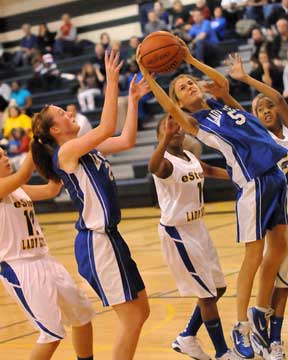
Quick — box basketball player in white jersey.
[0,150,95,360]
[227,53,288,360]
[150,114,239,360]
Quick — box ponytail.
[31,106,61,182]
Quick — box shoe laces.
[265,308,274,319]
[271,342,284,360]
[238,324,252,348]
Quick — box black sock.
[77,356,93,360]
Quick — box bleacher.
[0,0,256,212]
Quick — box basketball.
[140,31,184,74]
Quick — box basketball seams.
[141,43,180,59]
[143,47,183,72]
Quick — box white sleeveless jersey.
[153,150,205,226]
[0,188,48,262]
[270,126,288,149]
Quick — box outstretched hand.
[165,116,180,137]
[105,50,123,82]
[201,80,229,99]
[129,74,151,101]
[176,36,193,62]
[225,53,247,81]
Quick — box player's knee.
[198,296,217,308]
[216,286,226,298]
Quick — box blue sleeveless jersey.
[191,98,288,187]
[53,148,121,232]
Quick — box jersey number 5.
[227,110,246,125]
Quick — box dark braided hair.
[31,105,61,182]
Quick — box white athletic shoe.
[270,341,286,360]
[216,349,241,360]
[172,335,211,359]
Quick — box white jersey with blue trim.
[153,150,205,226]
[53,148,121,232]
[270,126,288,180]
[191,98,288,187]
[0,188,48,262]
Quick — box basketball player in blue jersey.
[226,53,288,360]
[137,41,288,359]
[30,50,151,360]
[151,114,239,360]
[0,150,95,360]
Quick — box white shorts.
[158,220,226,298]
[0,255,95,344]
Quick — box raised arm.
[179,38,229,89]
[58,51,123,170]
[226,53,288,124]
[0,152,34,199]
[149,116,176,178]
[22,180,62,201]
[200,160,230,180]
[97,75,150,155]
[136,47,199,136]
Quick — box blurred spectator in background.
[37,23,55,54]
[171,18,192,42]
[221,0,246,30]
[10,82,32,115]
[144,10,168,35]
[66,104,92,136]
[7,127,30,170]
[246,0,267,24]
[266,0,288,27]
[136,0,155,33]
[77,62,104,112]
[170,0,190,29]
[0,82,11,105]
[91,43,106,76]
[269,18,288,67]
[126,36,140,61]
[190,0,212,23]
[53,13,77,56]
[189,9,220,67]
[250,49,283,93]
[4,106,32,139]
[100,32,111,51]
[29,53,61,92]
[249,27,268,58]
[13,23,37,67]
[154,1,170,25]
[211,6,227,40]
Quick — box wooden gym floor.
[1,202,288,359]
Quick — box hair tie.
[33,135,43,144]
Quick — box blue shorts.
[75,227,145,306]
[236,166,287,243]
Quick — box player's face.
[49,105,80,137]
[255,98,280,131]
[174,77,203,109]
[0,148,12,177]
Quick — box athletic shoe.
[172,335,211,359]
[216,349,241,360]
[270,341,286,360]
[231,322,254,359]
[250,332,270,360]
[247,307,269,348]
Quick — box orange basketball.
[140,31,184,74]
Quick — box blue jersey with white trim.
[53,148,121,232]
[191,98,287,187]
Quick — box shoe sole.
[171,343,211,360]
